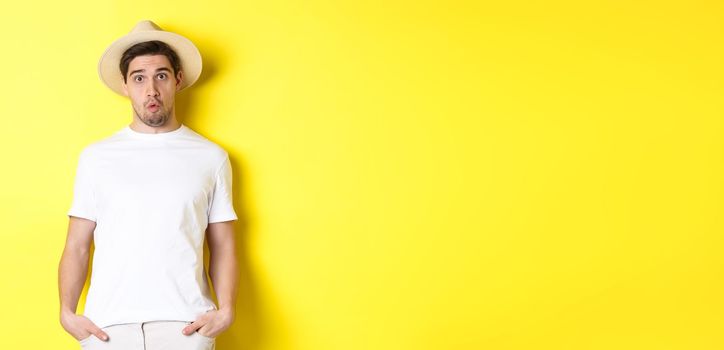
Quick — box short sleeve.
[67,151,97,222]
[208,155,238,223]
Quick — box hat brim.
[98,30,202,96]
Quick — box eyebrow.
[129,67,172,76]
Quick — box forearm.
[208,243,239,311]
[58,248,90,315]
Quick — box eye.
[133,75,143,82]
[157,73,167,80]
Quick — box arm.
[182,220,238,337]
[58,216,109,341]
[207,220,239,313]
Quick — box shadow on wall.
[171,24,222,123]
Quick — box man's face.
[122,54,183,127]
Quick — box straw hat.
[98,20,202,96]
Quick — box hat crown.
[130,20,162,34]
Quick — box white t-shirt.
[67,124,238,329]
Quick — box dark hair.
[119,40,182,83]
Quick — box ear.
[122,79,129,97]
[176,71,184,91]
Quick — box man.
[58,20,238,350]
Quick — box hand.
[60,310,109,342]
[182,308,235,338]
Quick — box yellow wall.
[0,0,722,349]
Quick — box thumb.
[88,324,109,341]
[182,321,202,335]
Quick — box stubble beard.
[133,105,173,127]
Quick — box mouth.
[146,101,161,112]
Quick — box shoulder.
[181,125,231,160]
[76,131,125,162]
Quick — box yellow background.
[0,0,722,349]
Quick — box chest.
[92,151,216,209]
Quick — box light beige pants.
[78,321,215,350]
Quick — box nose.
[145,79,159,97]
